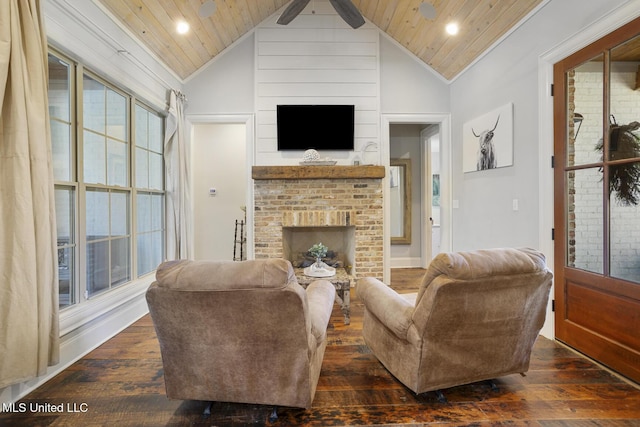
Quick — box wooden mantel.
[252,165,385,180]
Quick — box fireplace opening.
[283,226,355,274]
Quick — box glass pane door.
[554,17,640,384]
[608,35,640,283]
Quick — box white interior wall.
[184,34,255,114]
[449,0,629,252]
[379,36,450,113]
[254,1,380,165]
[185,2,452,163]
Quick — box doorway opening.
[381,114,451,283]
[188,115,255,261]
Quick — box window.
[48,50,165,309]
[49,53,76,308]
[135,104,165,276]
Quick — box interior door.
[421,126,440,264]
[192,123,247,261]
[553,17,640,383]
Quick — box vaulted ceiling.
[95,0,545,82]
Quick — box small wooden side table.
[294,268,352,325]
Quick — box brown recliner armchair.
[357,247,553,398]
[146,258,335,416]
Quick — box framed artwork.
[432,174,440,207]
[462,102,514,172]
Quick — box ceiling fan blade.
[277,0,312,25]
[329,0,365,29]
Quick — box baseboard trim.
[390,257,422,268]
[0,292,149,405]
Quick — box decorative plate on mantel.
[299,160,338,165]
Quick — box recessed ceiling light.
[176,20,190,34]
[445,22,459,35]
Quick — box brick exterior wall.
[253,178,384,279]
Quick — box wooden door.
[553,17,640,383]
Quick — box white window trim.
[50,49,166,331]
[59,273,154,336]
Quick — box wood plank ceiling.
[96,0,545,81]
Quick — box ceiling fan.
[277,0,366,29]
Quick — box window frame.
[49,48,166,334]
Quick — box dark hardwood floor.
[2,268,640,426]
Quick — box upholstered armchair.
[146,258,335,415]
[357,247,553,397]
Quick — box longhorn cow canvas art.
[463,103,514,172]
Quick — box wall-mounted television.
[277,104,355,151]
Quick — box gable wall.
[255,6,380,165]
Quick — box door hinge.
[551,155,555,168]
[551,228,555,240]
[552,299,555,312]
[550,84,554,96]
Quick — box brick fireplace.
[252,165,385,279]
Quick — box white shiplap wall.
[255,1,379,165]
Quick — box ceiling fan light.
[198,0,217,18]
[419,3,436,20]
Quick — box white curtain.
[0,0,60,388]
[164,90,191,260]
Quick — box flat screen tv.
[277,104,355,151]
